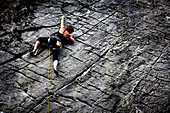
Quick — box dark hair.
[65,25,74,34]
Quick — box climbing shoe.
[30,51,36,56]
[54,70,59,76]
[30,51,38,56]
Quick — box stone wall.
[0,0,169,113]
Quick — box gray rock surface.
[0,0,169,113]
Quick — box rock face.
[0,0,169,113]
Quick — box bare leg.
[53,60,58,71]
[53,60,59,75]
[33,41,40,52]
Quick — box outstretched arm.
[61,16,65,28]
[59,16,65,33]
[69,34,75,43]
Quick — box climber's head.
[65,25,74,34]
[63,25,74,38]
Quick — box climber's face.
[63,30,71,39]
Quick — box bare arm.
[59,16,65,33]
[69,34,75,43]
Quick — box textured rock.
[0,0,169,113]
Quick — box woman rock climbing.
[31,16,75,75]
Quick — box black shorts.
[37,37,59,61]
[53,50,59,61]
[37,37,48,44]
